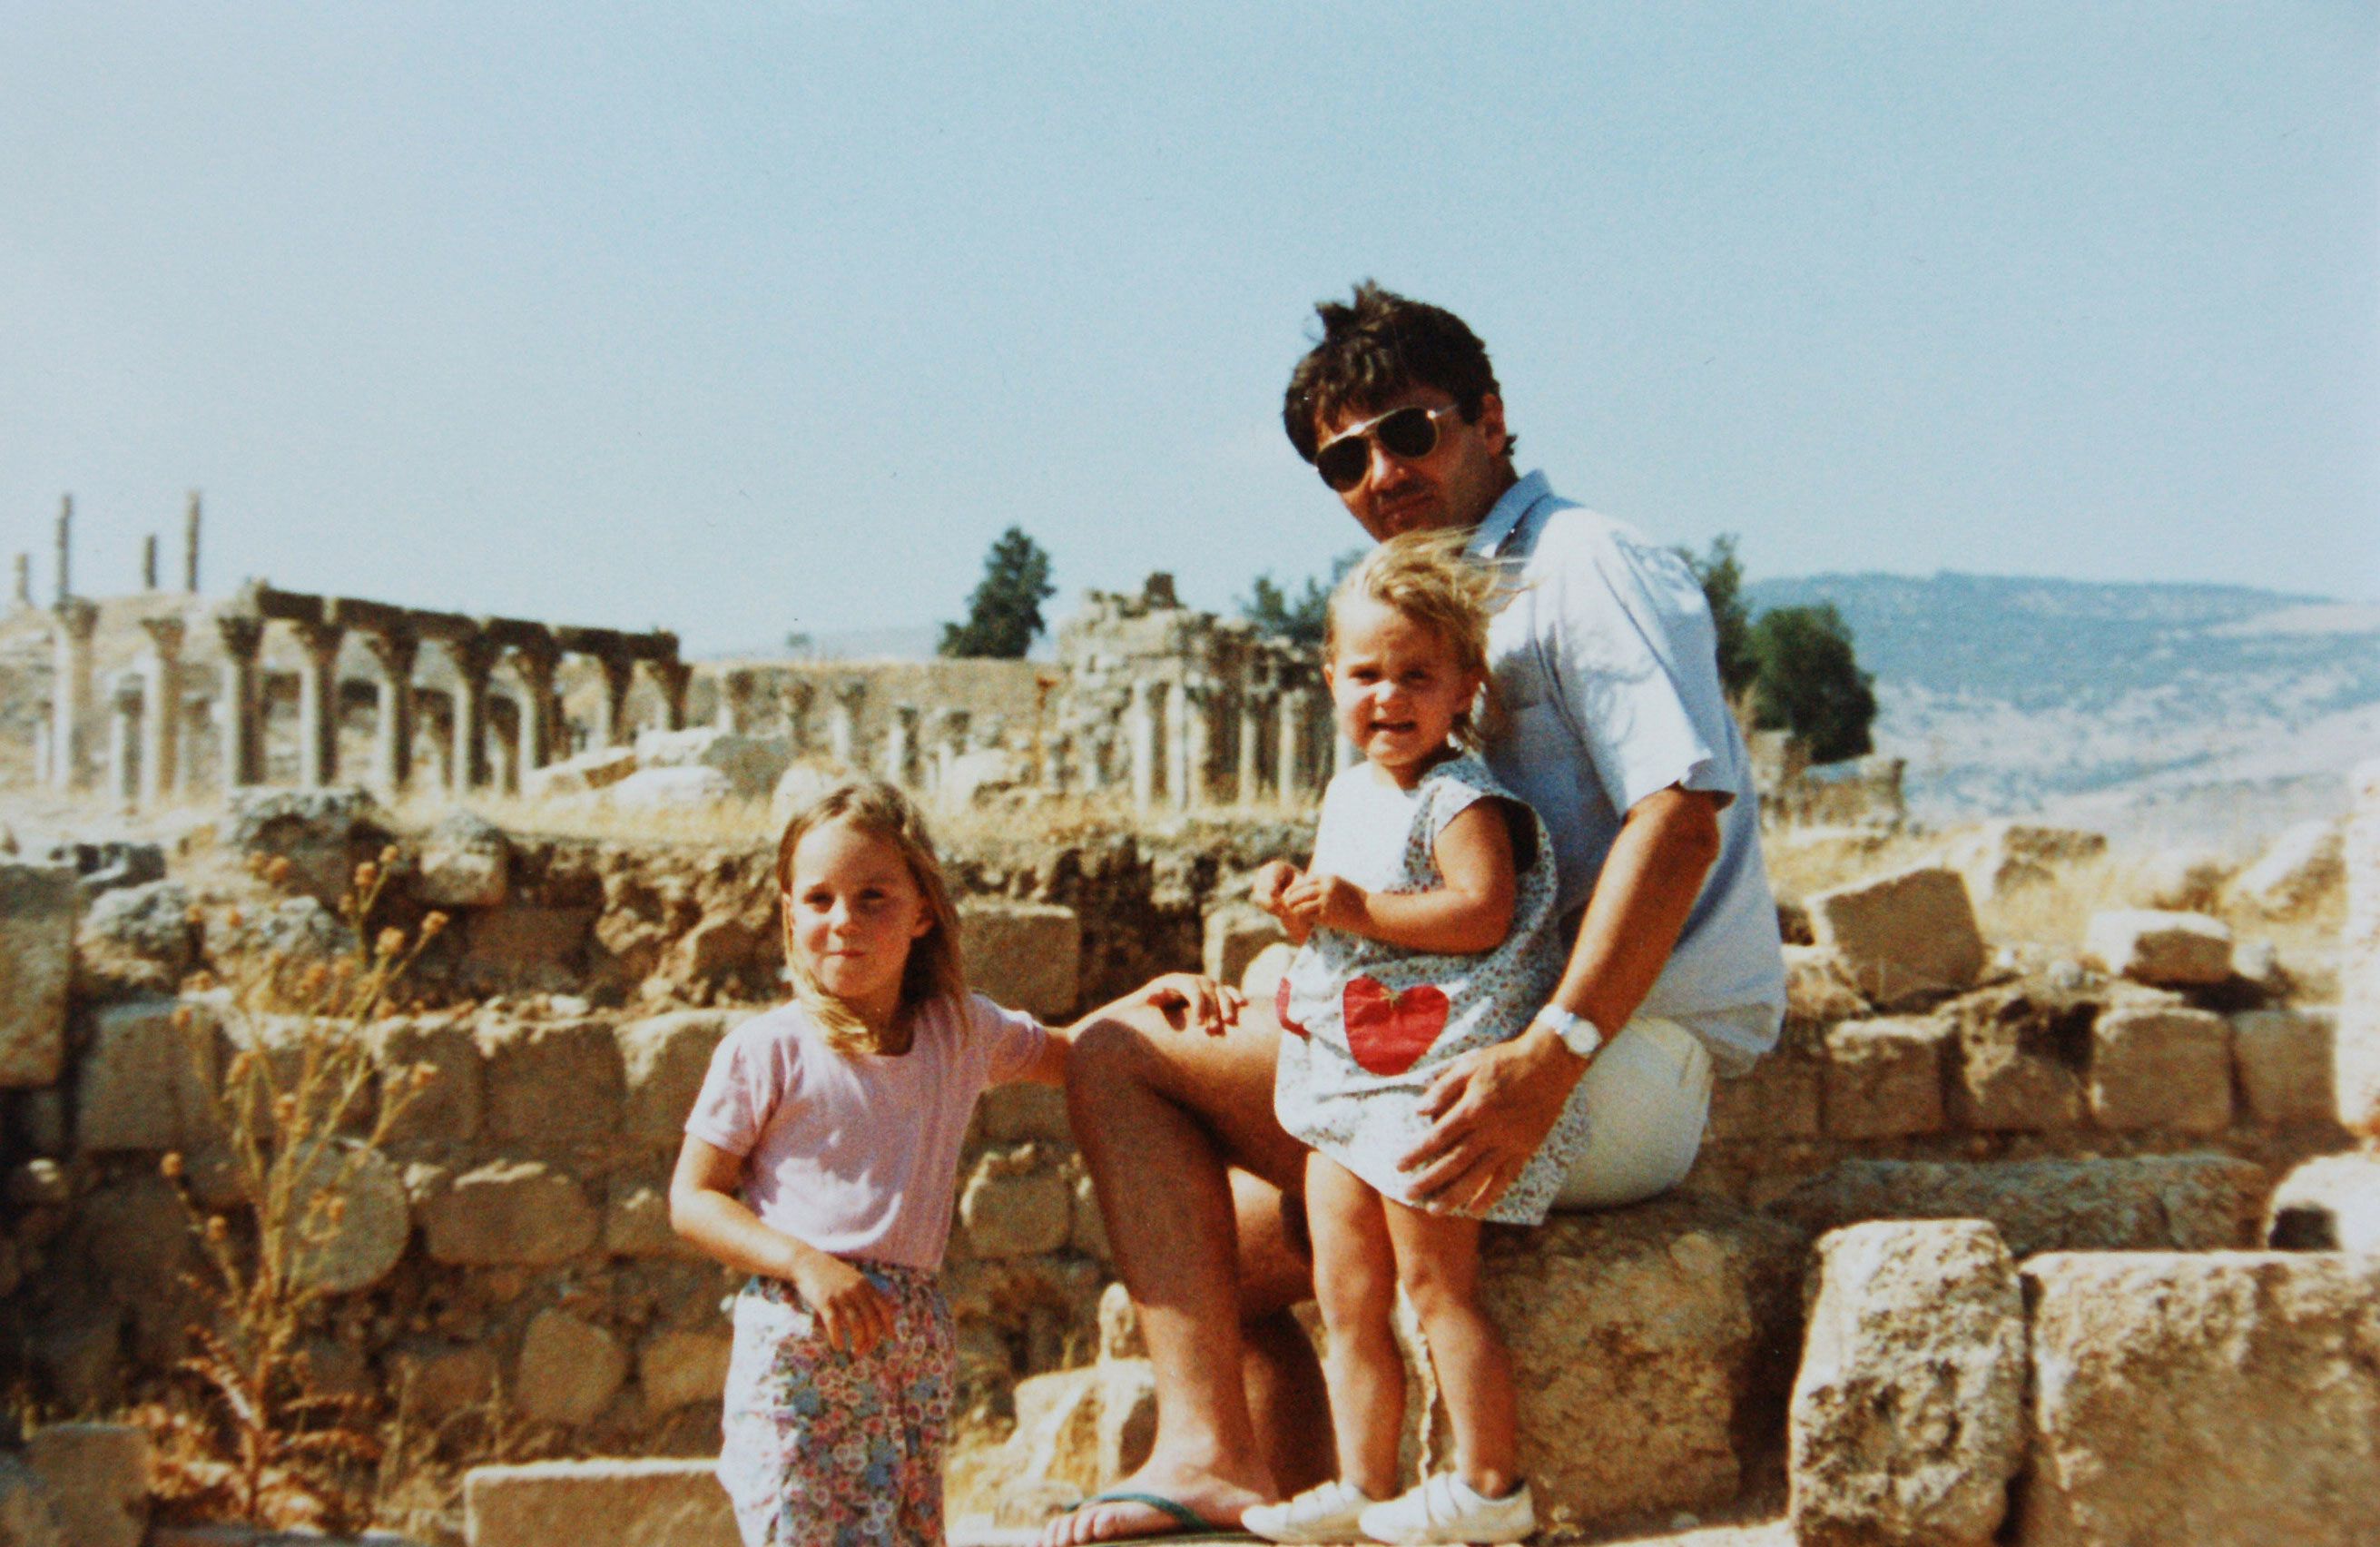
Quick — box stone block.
[605,1175,698,1260]
[618,1010,735,1142]
[960,1148,1072,1258]
[285,1139,410,1296]
[76,878,197,993]
[387,1339,497,1419]
[1464,1196,1808,1531]
[2228,817,2345,918]
[1945,820,2106,905]
[2126,842,2232,910]
[638,1328,732,1413]
[368,1015,482,1148]
[25,1422,149,1547]
[0,1455,66,1547]
[1784,943,1869,1023]
[225,786,394,907]
[0,863,76,1087]
[2089,1005,2231,1133]
[1945,988,2089,1132]
[416,811,510,909]
[959,901,1081,1020]
[634,726,793,800]
[1704,1050,1822,1141]
[1789,1222,2025,1547]
[522,745,641,799]
[466,1458,737,1547]
[2083,907,2232,986]
[2232,1007,2336,1126]
[1821,1017,1949,1139]
[1097,1280,1145,1361]
[1765,1156,2267,1256]
[608,765,734,809]
[515,1308,628,1427]
[460,906,597,988]
[75,997,221,1153]
[2266,1153,2380,1252]
[1809,866,1984,1007]
[2341,760,2380,1137]
[420,1159,599,1266]
[2021,1252,2380,1547]
[976,1079,1072,1144]
[478,1019,624,1146]
[1202,902,1287,990]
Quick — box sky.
[5,3,2375,655]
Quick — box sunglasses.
[1313,402,1467,492]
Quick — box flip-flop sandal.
[1065,1490,1264,1542]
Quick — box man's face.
[1314,385,1512,543]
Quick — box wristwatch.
[1533,1005,1606,1063]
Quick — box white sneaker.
[1356,1473,1536,1545]
[1243,1479,1384,1543]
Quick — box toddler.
[1242,534,1573,1545]
[672,777,1231,1547]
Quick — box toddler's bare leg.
[1305,1155,1404,1500]
[1382,1200,1517,1498]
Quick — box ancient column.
[49,598,97,792]
[884,704,920,787]
[109,673,143,803]
[1165,680,1194,812]
[53,495,71,606]
[177,697,206,796]
[362,629,419,796]
[13,553,31,607]
[31,716,52,787]
[487,697,521,793]
[508,638,561,773]
[137,616,185,804]
[291,619,346,788]
[416,692,456,791]
[780,678,815,752]
[646,658,693,733]
[827,680,864,767]
[214,614,265,789]
[932,709,971,797]
[1238,692,1267,805]
[591,654,635,748]
[448,634,500,792]
[1276,686,1310,805]
[1077,722,1109,793]
[141,535,159,591]
[716,668,752,733]
[1127,678,1158,811]
[1179,681,1213,811]
[183,492,202,593]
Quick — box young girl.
[1242,535,1571,1546]
[672,778,1234,1547]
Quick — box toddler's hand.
[1283,872,1366,933]
[1142,972,1245,1038]
[790,1252,895,1357]
[1249,861,1303,921]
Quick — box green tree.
[1241,549,1363,649]
[940,527,1056,658]
[1747,603,1878,764]
[1676,534,1757,701]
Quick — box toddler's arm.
[1282,800,1518,955]
[1249,859,1313,944]
[668,1135,894,1355]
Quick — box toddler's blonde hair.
[1324,530,1509,750]
[772,778,967,1056]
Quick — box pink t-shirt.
[684,991,1049,1272]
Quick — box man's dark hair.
[1282,281,1515,464]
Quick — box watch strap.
[1534,1005,1605,1061]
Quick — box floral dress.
[1274,754,1580,1225]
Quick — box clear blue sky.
[5,3,2374,654]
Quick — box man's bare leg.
[1232,1168,1334,1500]
[1042,999,1316,1545]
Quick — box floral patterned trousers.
[718,1266,954,1547]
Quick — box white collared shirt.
[1467,471,1786,1074]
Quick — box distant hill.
[1744,572,2380,842]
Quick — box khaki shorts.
[1550,1013,1715,1211]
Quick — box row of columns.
[1116,676,1328,810]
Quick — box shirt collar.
[1464,470,1553,559]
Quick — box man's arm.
[1397,783,1724,1212]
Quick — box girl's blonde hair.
[772,777,967,1056]
[1324,529,1509,750]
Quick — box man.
[1045,283,1785,1544]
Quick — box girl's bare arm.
[1284,800,1518,954]
[668,1134,894,1354]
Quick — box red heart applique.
[1341,977,1450,1076]
[1274,975,1308,1040]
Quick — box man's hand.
[787,1250,896,1356]
[1281,871,1367,933]
[1399,1025,1588,1212]
[1139,972,1246,1038]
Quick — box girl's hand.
[1141,972,1245,1038]
[1283,872,1367,933]
[1249,861,1303,922]
[788,1251,897,1356]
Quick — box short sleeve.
[969,992,1051,1085]
[1539,523,1741,813]
[684,1016,789,1157]
[1421,761,1494,839]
